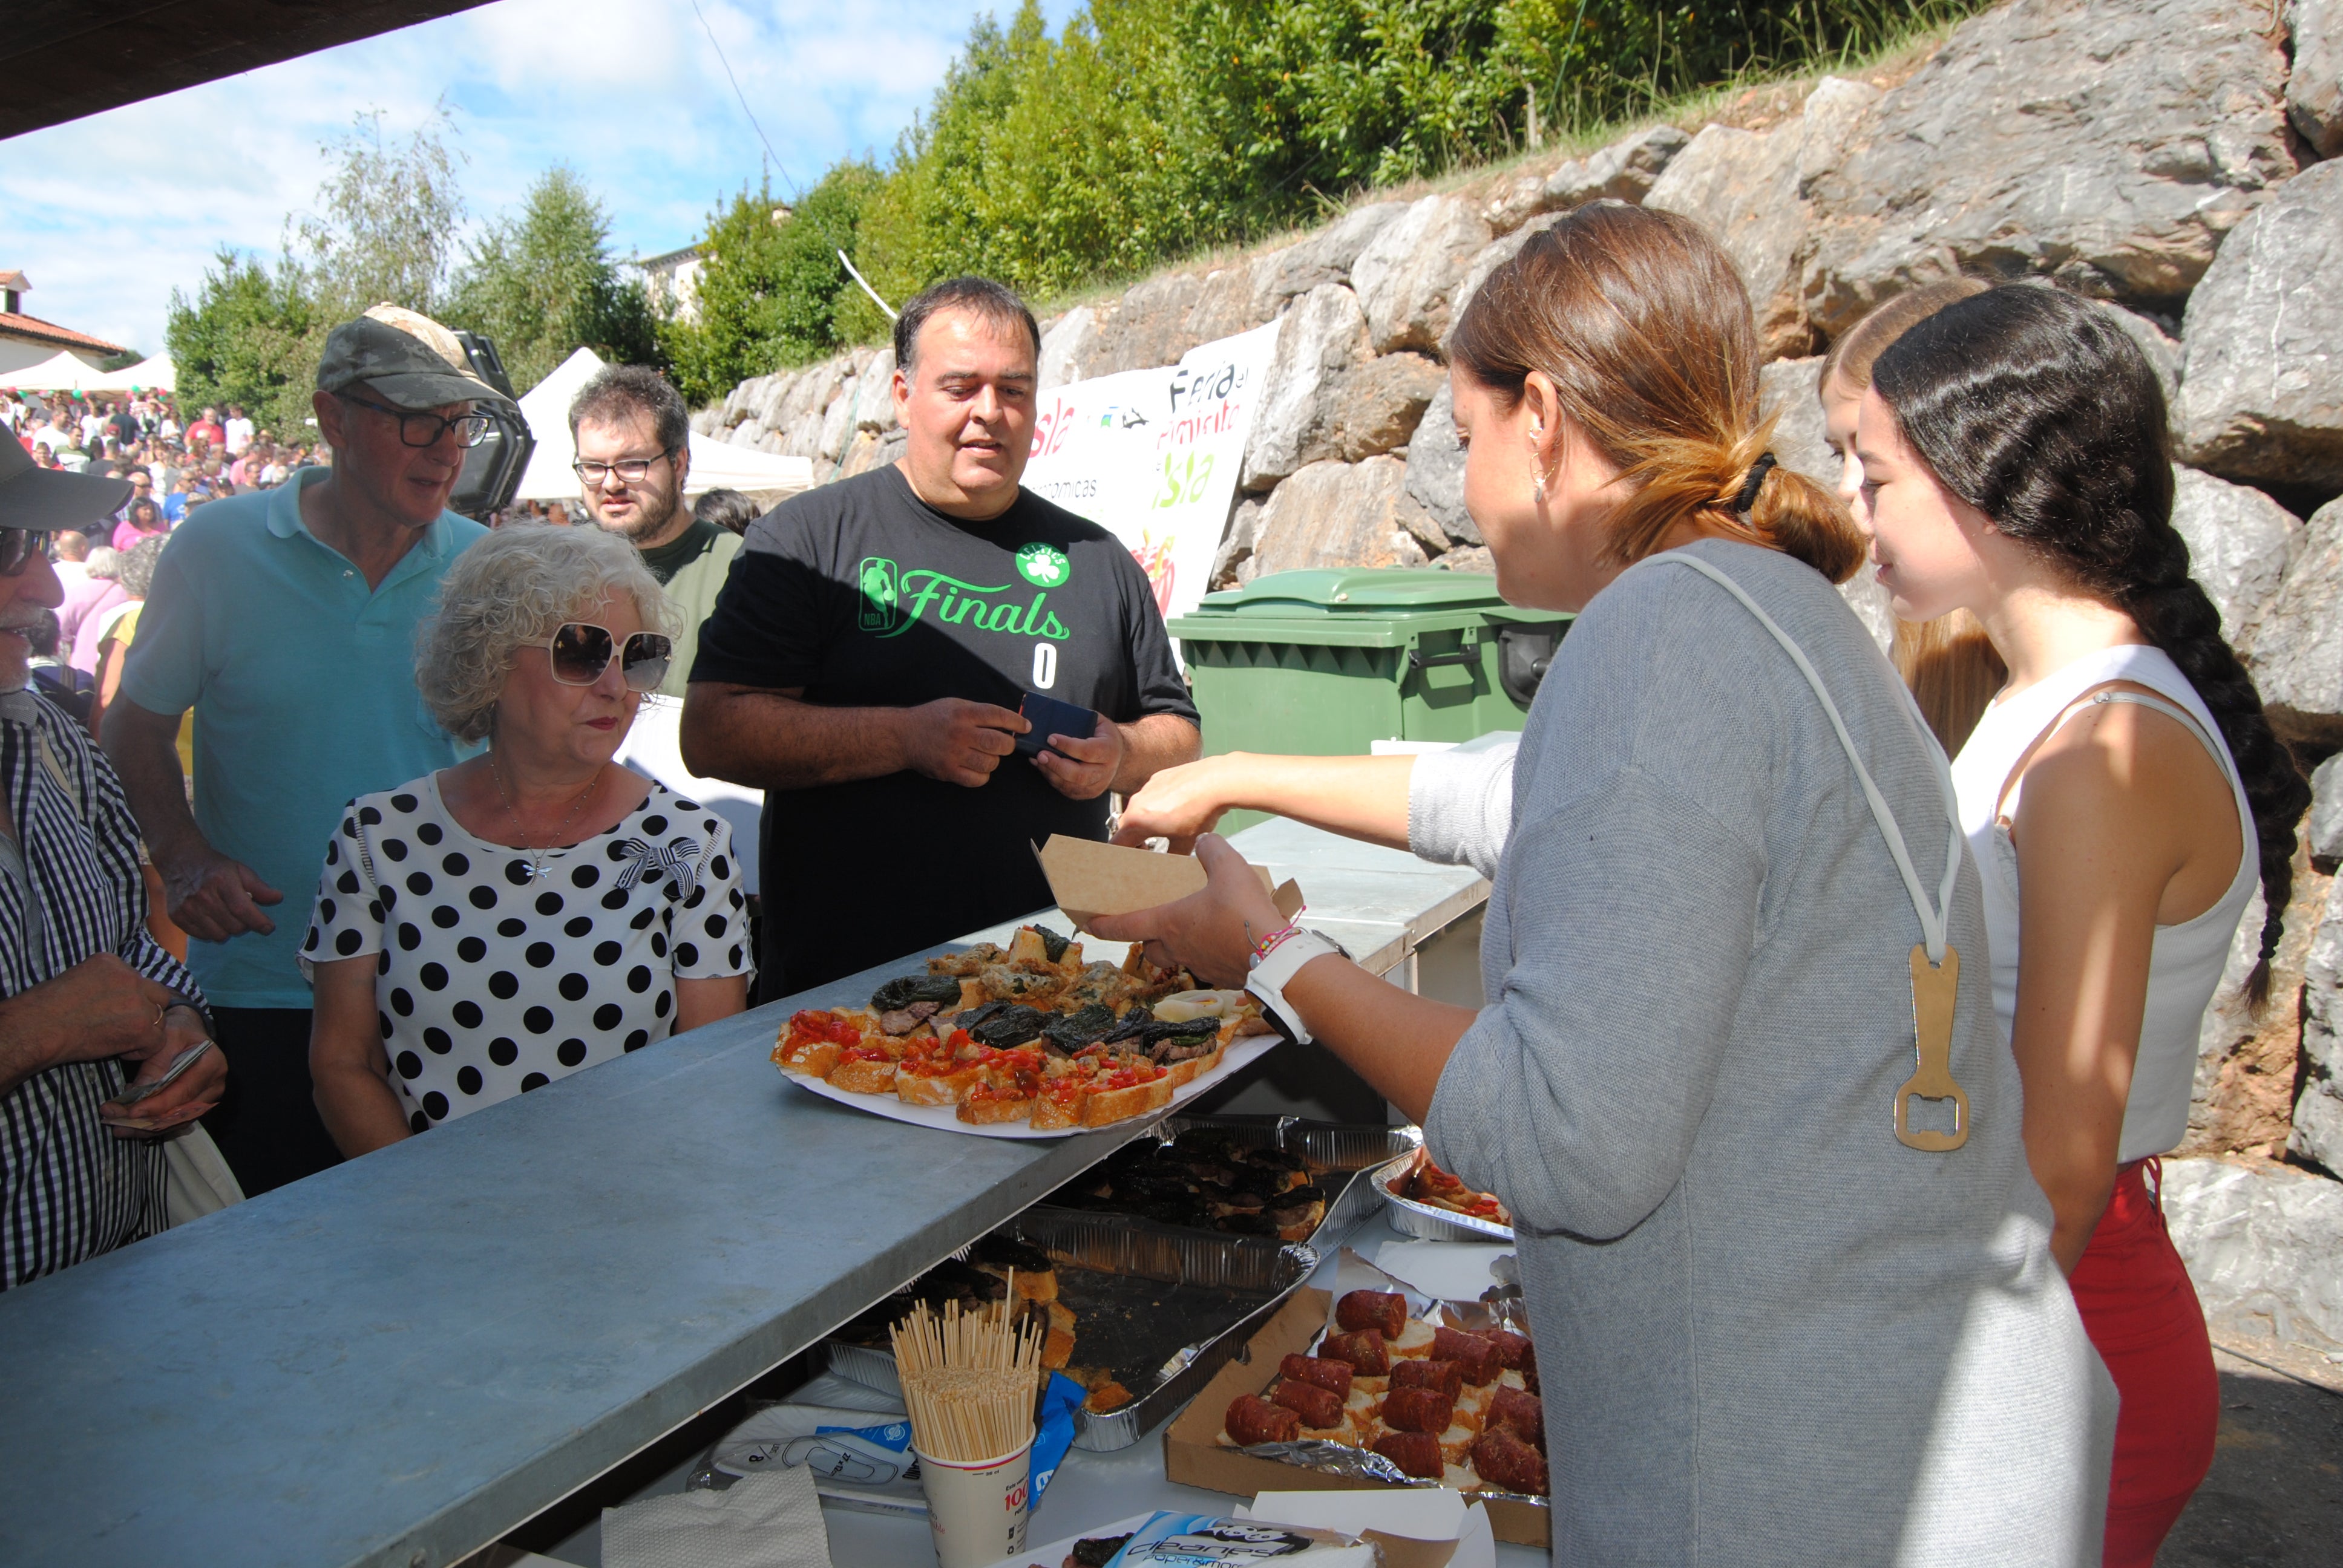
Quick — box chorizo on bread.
[1380,1386,1454,1435]
[1335,1289,1407,1340]
[1372,1430,1443,1479]
[1319,1329,1389,1376]
[1225,1394,1300,1446]
[1279,1354,1354,1399]
[1271,1377,1344,1429]
[1392,1357,1463,1401]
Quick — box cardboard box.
[1237,1489,1496,1568]
[1035,835,1303,936]
[1159,1287,1552,1550]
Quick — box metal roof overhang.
[2,0,498,139]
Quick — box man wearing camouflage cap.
[105,305,508,1194]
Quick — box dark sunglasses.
[0,529,56,577]
[531,622,672,691]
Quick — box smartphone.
[1014,691,1099,760]
[104,1038,214,1109]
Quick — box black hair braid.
[1875,285,2309,1001]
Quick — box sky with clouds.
[1,0,1083,356]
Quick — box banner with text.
[1021,319,1280,630]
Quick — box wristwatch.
[1244,928,1350,1045]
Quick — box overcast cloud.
[1,0,1081,355]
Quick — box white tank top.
[1948,644,2256,1162]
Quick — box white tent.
[86,353,175,393]
[513,348,812,508]
[1,350,105,391]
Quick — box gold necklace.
[490,753,600,883]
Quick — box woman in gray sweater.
[1095,204,2112,1565]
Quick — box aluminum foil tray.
[1044,1116,1424,1258]
[1372,1149,1516,1243]
[822,1207,1316,1452]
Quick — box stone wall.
[696,0,2343,1174]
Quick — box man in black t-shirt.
[683,277,1201,996]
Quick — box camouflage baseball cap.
[315,303,517,412]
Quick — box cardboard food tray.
[1373,1149,1515,1244]
[1035,835,1303,935]
[1034,1114,1424,1258]
[823,1207,1317,1453]
[1161,1287,1552,1550]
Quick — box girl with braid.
[1856,283,2309,1566]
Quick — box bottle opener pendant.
[1895,943,1970,1152]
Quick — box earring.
[1532,468,1546,503]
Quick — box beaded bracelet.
[1247,918,1308,970]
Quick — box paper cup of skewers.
[891,1280,1049,1568]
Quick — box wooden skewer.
[890,1270,1049,1461]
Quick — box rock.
[1645,116,1814,359]
[2176,159,2343,497]
[1248,457,1430,577]
[2099,303,2183,412]
[1185,266,1262,346]
[1794,76,1881,201]
[1351,196,1492,354]
[2171,468,2302,647]
[2245,495,2343,746]
[1404,379,1479,546]
[2311,755,2343,870]
[2163,1155,2343,1350]
[838,428,903,481]
[1760,356,1837,490]
[781,405,826,460]
[1326,353,1443,463]
[1250,202,1408,316]
[1801,0,2296,342]
[1437,544,1495,575]
[2184,858,2332,1158]
[1037,307,1099,391]
[2290,0,2343,156]
[1240,284,1372,491]
[1550,123,1694,207]
[816,377,858,462]
[1483,124,1693,232]
[2298,871,2343,1175]
[1211,497,1266,589]
[1096,272,1204,375]
[851,347,899,433]
[1394,488,1449,557]
[690,407,720,437]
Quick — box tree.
[661,162,884,405]
[294,107,465,321]
[165,249,320,437]
[444,166,661,394]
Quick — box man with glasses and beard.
[103,305,508,1195]
[568,365,762,915]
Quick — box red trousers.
[2067,1158,2219,1567]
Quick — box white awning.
[85,353,175,393]
[513,348,813,507]
[1,349,105,391]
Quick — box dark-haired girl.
[1855,283,2308,1566]
[1099,204,2109,1563]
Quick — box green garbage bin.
[1166,568,1569,831]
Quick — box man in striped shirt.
[0,436,226,1291]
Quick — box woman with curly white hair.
[304,524,748,1152]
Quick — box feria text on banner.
[1020,321,1280,636]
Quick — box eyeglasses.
[572,451,676,486]
[0,529,56,577]
[530,622,672,691]
[340,392,493,449]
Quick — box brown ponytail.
[1447,202,1866,584]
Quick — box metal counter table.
[0,822,1486,1568]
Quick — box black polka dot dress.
[302,774,748,1132]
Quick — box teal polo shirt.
[119,469,487,1008]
